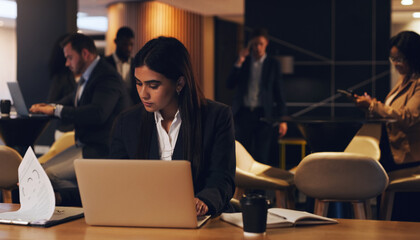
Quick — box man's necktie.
[74,77,86,107]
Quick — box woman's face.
[390,46,410,75]
[135,65,178,114]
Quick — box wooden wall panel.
[106,1,204,87]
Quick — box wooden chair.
[234,141,295,208]
[0,146,22,203]
[38,131,75,164]
[294,152,388,219]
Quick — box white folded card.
[221,208,338,228]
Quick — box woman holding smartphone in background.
[354,31,420,172]
[110,37,236,216]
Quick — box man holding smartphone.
[227,28,288,165]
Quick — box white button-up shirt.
[112,52,132,87]
[154,110,182,160]
[244,54,266,109]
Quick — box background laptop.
[74,159,210,228]
[7,82,47,117]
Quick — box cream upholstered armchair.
[0,146,22,203]
[294,123,387,219]
[294,152,388,219]
[294,122,388,220]
[350,124,420,220]
[234,141,295,208]
[38,131,75,164]
[380,166,420,220]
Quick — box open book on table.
[0,147,84,227]
[221,208,338,228]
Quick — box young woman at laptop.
[109,37,236,216]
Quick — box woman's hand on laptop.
[194,198,208,216]
[30,103,54,115]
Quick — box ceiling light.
[413,12,420,18]
[77,16,108,32]
[77,12,88,18]
[402,0,414,5]
[0,0,17,19]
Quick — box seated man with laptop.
[29,33,130,205]
[109,37,236,217]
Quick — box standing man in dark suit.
[30,33,130,199]
[227,28,288,165]
[105,26,139,104]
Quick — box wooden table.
[0,204,420,240]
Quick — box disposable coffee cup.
[0,99,11,115]
[240,194,268,236]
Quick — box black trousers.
[234,107,274,164]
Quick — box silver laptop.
[7,82,47,117]
[74,159,211,228]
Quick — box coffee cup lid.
[240,194,267,204]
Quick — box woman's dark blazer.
[109,100,236,215]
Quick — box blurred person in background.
[31,33,130,205]
[47,34,77,140]
[105,26,139,104]
[354,31,420,172]
[227,28,287,165]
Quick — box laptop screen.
[7,82,48,117]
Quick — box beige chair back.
[295,152,388,200]
[38,131,75,164]
[234,140,295,208]
[353,123,381,141]
[344,136,381,161]
[0,146,22,189]
[235,141,254,172]
[344,123,381,160]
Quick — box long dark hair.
[390,31,420,75]
[133,36,206,180]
